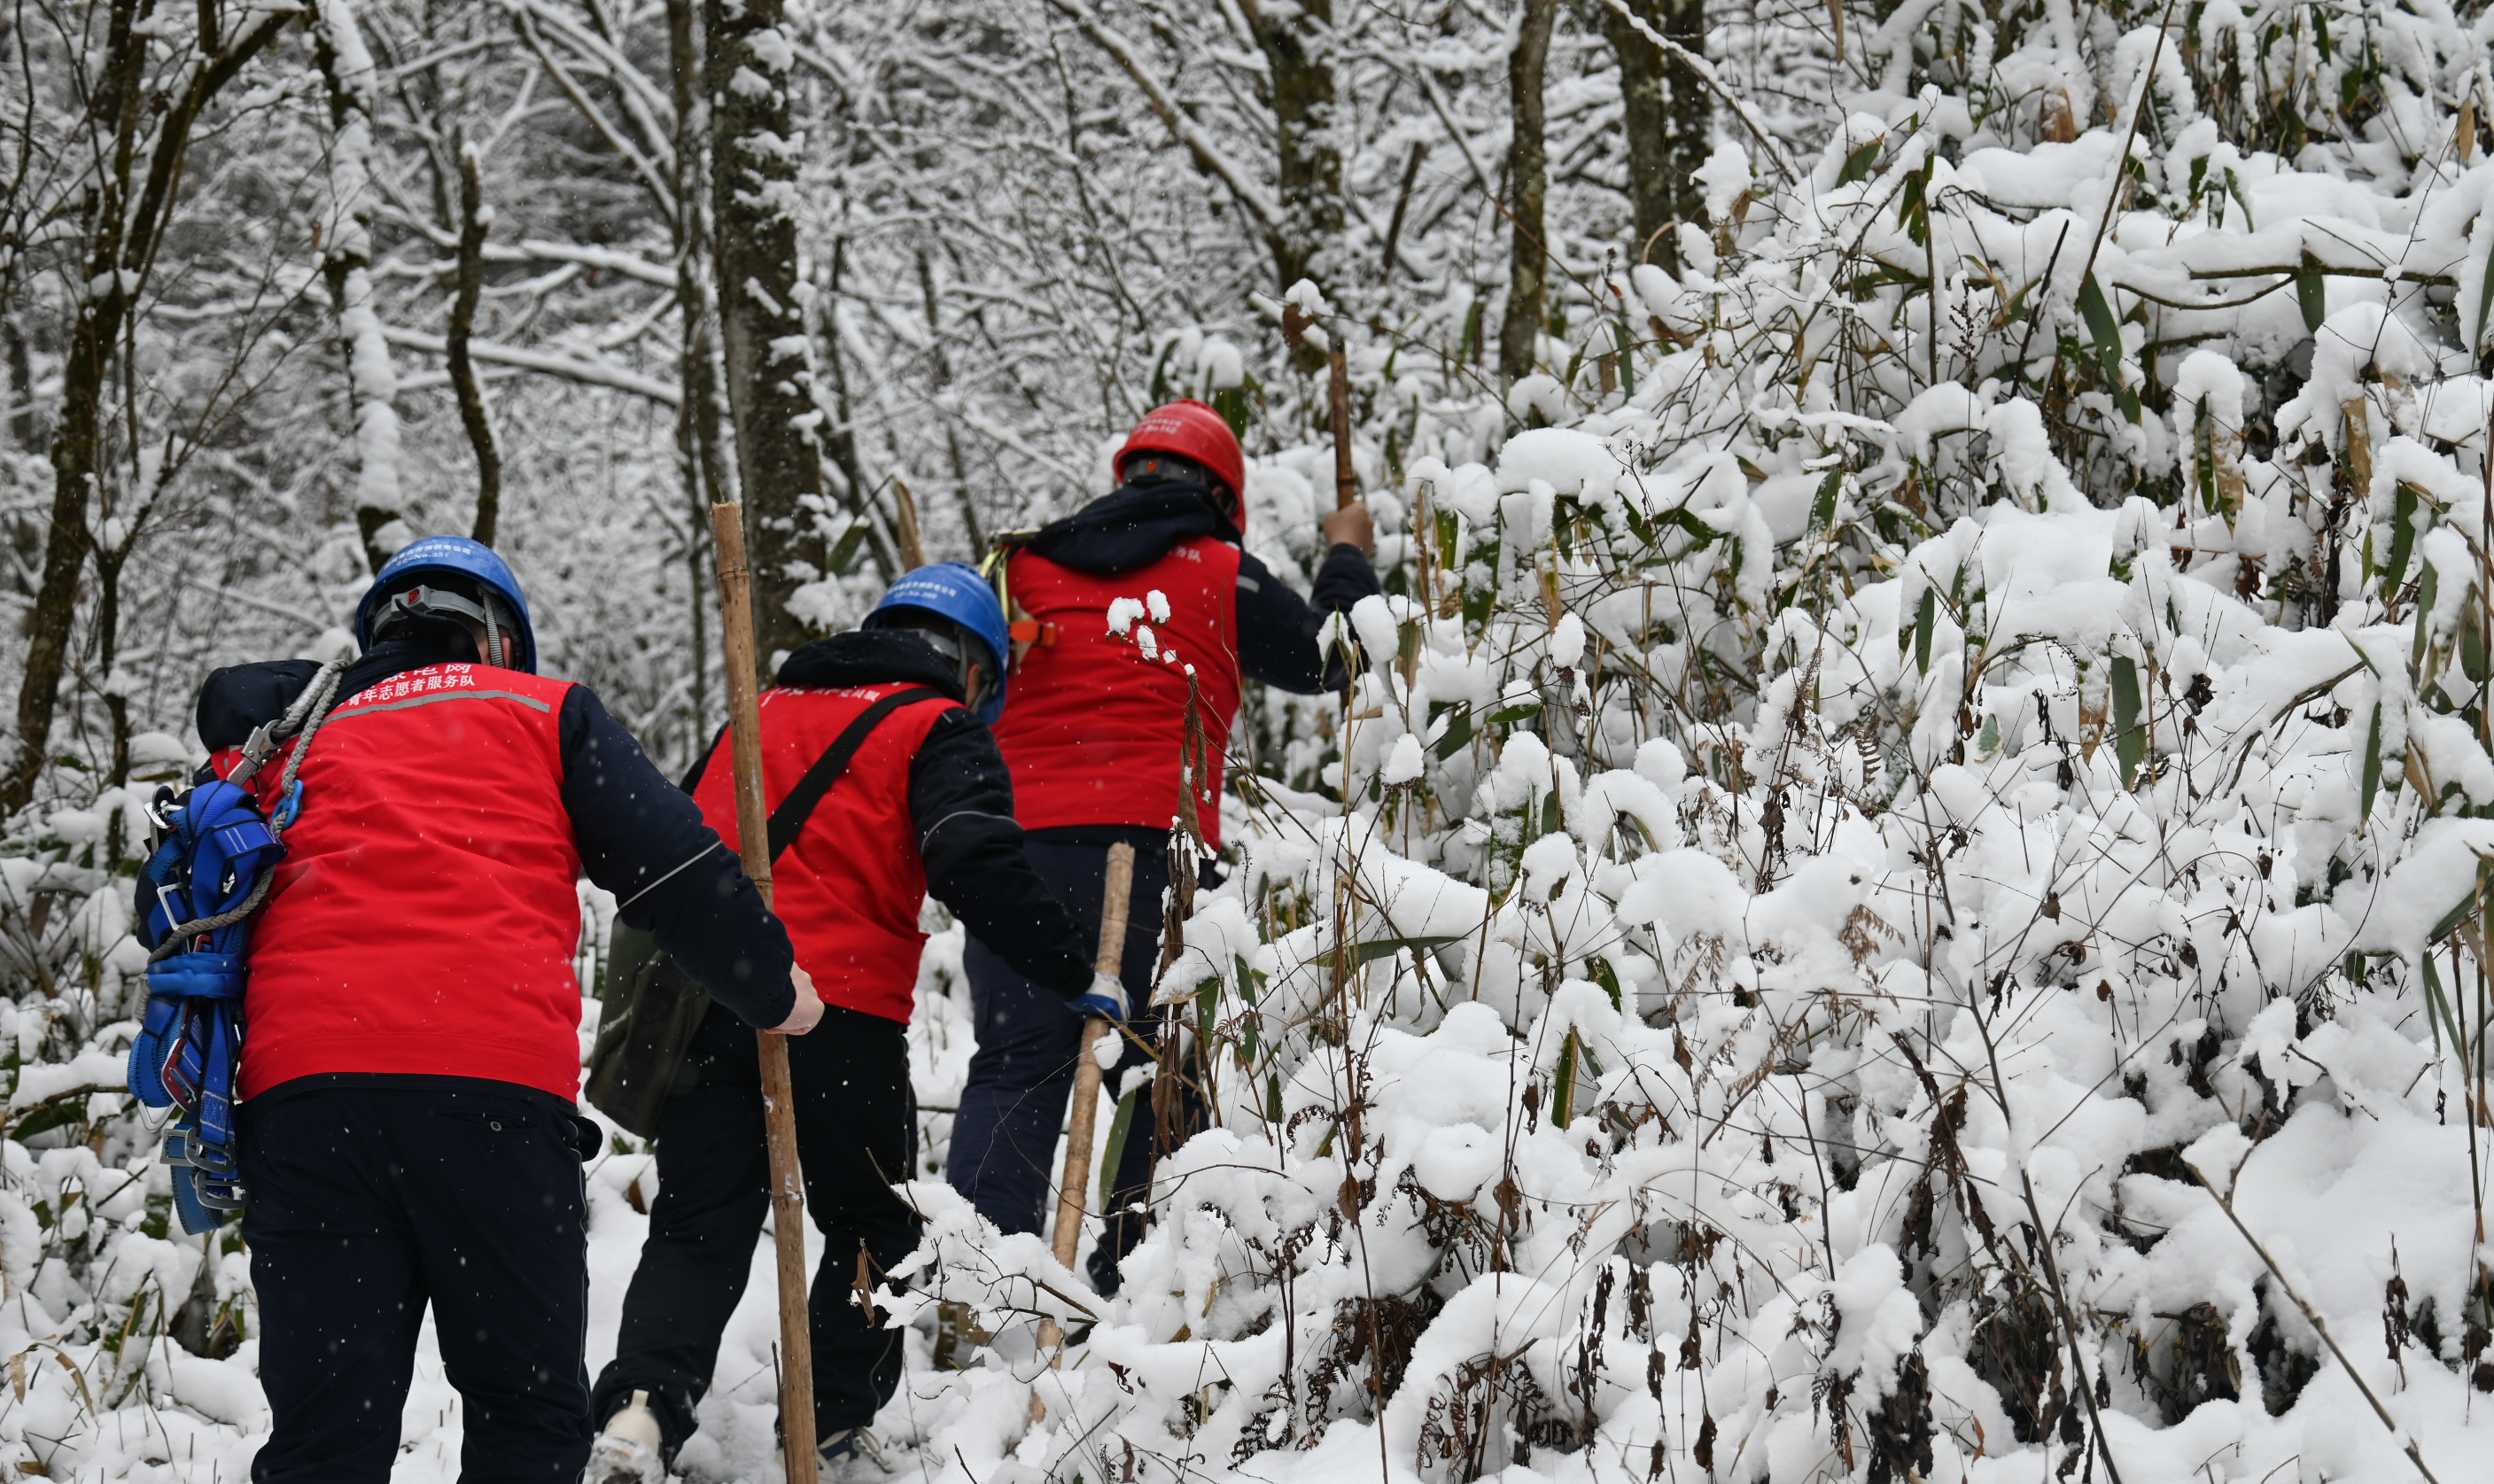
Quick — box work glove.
[1070,971,1130,1022]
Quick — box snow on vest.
[993,537,1243,847]
[688,682,956,1024]
[228,664,585,1101]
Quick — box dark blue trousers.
[945,839,1167,1288]
[242,1080,596,1484]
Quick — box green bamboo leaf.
[2224,168,2256,230]
[2078,274,2122,376]
[1306,933,1465,971]
[1551,1032,1579,1130]
[2422,953,2459,1061]
[2360,701,2384,825]
[1809,468,1842,534]
[1101,1085,1141,1208]
[2384,482,2420,600]
[1837,137,1882,185]
[1658,507,1723,548]
[1914,587,1937,676]
[2476,215,2494,352]
[1590,957,1624,1010]
[2297,252,2327,333]
[2414,563,2439,666]
[1895,166,1925,225]
[2424,865,2489,948]
[2111,656,2144,786]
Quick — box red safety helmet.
[1116,400,1247,530]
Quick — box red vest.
[992,538,1243,847]
[688,683,955,1024]
[229,664,586,1101]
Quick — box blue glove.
[1070,972,1130,1022]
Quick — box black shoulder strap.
[763,687,950,862]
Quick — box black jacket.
[684,630,1095,998]
[186,637,799,1032]
[1022,483,1381,694]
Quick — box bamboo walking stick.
[1327,340,1356,510]
[1030,842,1136,1418]
[710,503,820,1484]
[1281,299,1357,511]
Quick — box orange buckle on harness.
[1009,619,1058,647]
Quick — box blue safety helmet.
[864,562,1011,724]
[354,535,539,674]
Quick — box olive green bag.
[582,686,947,1137]
[584,925,713,1138]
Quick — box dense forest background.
[10,0,2494,1480]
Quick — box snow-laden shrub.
[882,43,2494,1484]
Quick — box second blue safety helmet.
[354,535,540,673]
[864,562,1012,724]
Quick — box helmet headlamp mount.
[372,581,524,670]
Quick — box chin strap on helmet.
[892,621,993,714]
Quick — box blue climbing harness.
[128,657,346,1233]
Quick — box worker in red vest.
[587,563,1118,1480]
[188,537,815,1484]
[949,400,1379,1291]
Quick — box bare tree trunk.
[1247,0,1343,291]
[314,0,406,538]
[5,0,285,814]
[915,249,984,555]
[668,0,725,742]
[1500,0,1558,388]
[815,235,896,579]
[95,543,129,791]
[450,146,502,544]
[7,0,141,816]
[707,0,819,665]
[1601,0,1709,270]
[4,318,32,451]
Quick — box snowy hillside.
[12,0,2494,1480]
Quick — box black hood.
[775,629,966,699]
[195,634,478,751]
[338,634,478,698]
[1022,484,1240,577]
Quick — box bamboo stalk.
[1031,842,1137,1419]
[710,502,820,1484]
[1328,341,1356,510]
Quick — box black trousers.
[592,1002,919,1456]
[242,1080,595,1484]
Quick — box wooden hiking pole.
[1282,300,1356,510]
[709,502,820,1484]
[1031,842,1137,1417]
[1327,340,1356,510]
